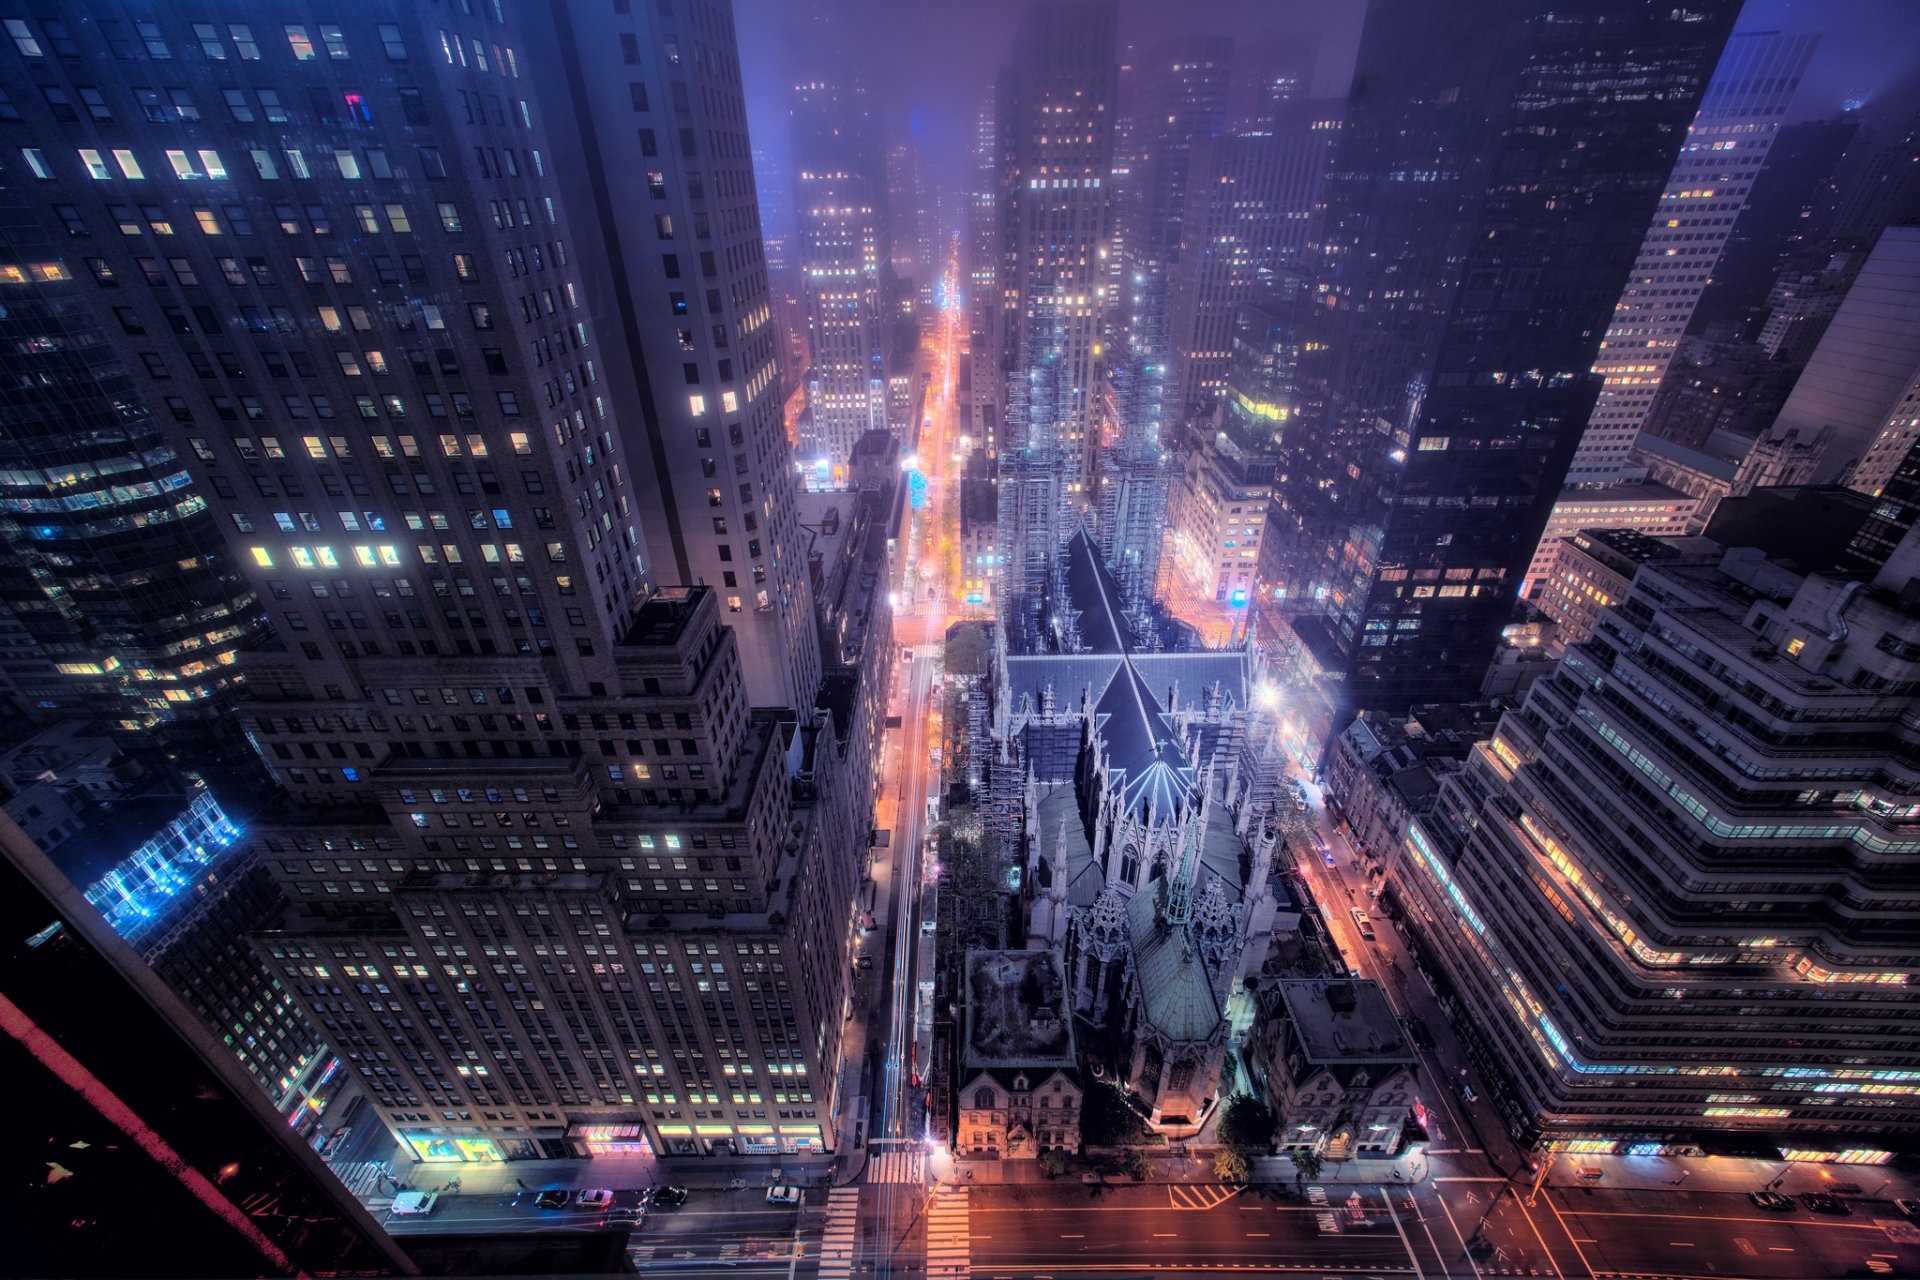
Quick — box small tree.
[1290,1147,1325,1183]
[1125,1146,1154,1181]
[1217,1094,1277,1157]
[1212,1148,1250,1184]
[1039,1149,1068,1179]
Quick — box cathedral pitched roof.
[1125,885,1223,1046]
[1093,657,1195,820]
[1062,528,1130,654]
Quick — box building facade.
[1395,531,1920,1149]
[790,78,891,480]
[1250,979,1420,1160]
[1560,32,1817,487]
[1277,0,1739,757]
[955,949,1082,1159]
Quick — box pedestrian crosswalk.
[1168,1182,1239,1211]
[816,1186,861,1280]
[868,1149,926,1183]
[926,1185,969,1280]
[330,1161,388,1198]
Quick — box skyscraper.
[1,0,851,1167]
[1117,37,1233,278]
[1558,32,1818,488]
[790,78,891,481]
[1274,0,1739,756]
[1166,107,1334,416]
[995,0,1119,512]
[542,0,821,712]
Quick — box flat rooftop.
[620,587,707,648]
[963,949,1076,1069]
[1276,978,1413,1064]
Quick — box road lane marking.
[1059,1234,1083,1239]
[1668,1240,1694,1246]
[1767,1246,1794,1252]
[1153,1233,1177,1237]
[1246,1232,1269,1237]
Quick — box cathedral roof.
[1093,657,1195,820]
[1125,885,1223,1046]
[1063,528,1131,654]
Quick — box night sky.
[735,0,1920,243]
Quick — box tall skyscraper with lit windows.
[790,77,891,482]
[996,0,1117,500]
[1,0,850,1168]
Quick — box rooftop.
[963,949,1076,1069]
[1275,978,1413,1064]
[620,587,707,648]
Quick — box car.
[1799,1192,1851,1215]
[608,1206,646,1223]
[1894,1198,1920,1221]
[857,954,874,970]
[574,1189,614,1210]
[921,917,937,935]
[389,1190,439,1216]
[652,1186,690,1208]
[1748,1191,1796,1212]
[1460,1084,1477,1102]
[1322,848,1338,868]
[766,1185,802,1206]
[534,1190,570,1210]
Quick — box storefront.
[570,1124,652,1158]
[400,1131,502,1163]
[738,1124,779,1154]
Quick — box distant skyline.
[735,0,1919,246]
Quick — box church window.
[1169,1060,1195,1092]
[974,1087,995,1110]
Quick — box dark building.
[0,814,412,1278]
[0,274,266,774]
[1272,0,1739,757]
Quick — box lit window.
[113,150,145,179]
[250,547,274,567]
[689,394,706,417]
[198,150,228,179]
[721,390,739,413]
[285,25,315,60]
[79,149,111,181]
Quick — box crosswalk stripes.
[926,1185,969,1280]
[330,1161,386,1198]
[817,1187,862,1280]
[867,1150,926,1183]
[1168,1182,1238,1211]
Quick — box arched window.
[1119,844,1139,884]
[974,1087,996,1110]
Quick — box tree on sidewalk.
[1217,1094,1276,1157]
[1039,1149,1067,1179]
[1213,1148,1250,1184]
[1290,1147,1325,1184]
[1124,1147,1154,1181]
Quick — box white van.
[390,1190,439,1216]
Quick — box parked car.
[1748,1191,1795,1212]
[574,1189,614,1210]
[1799,1192,1851,1215]
[534,1190,570,1210]
[652,1186,690,1208]
[389,1190,439,1216]
[857,954,874,970]
[1893,1198,1920,1221]
[766,1185,802,1206]
[609,1206,646,1223]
